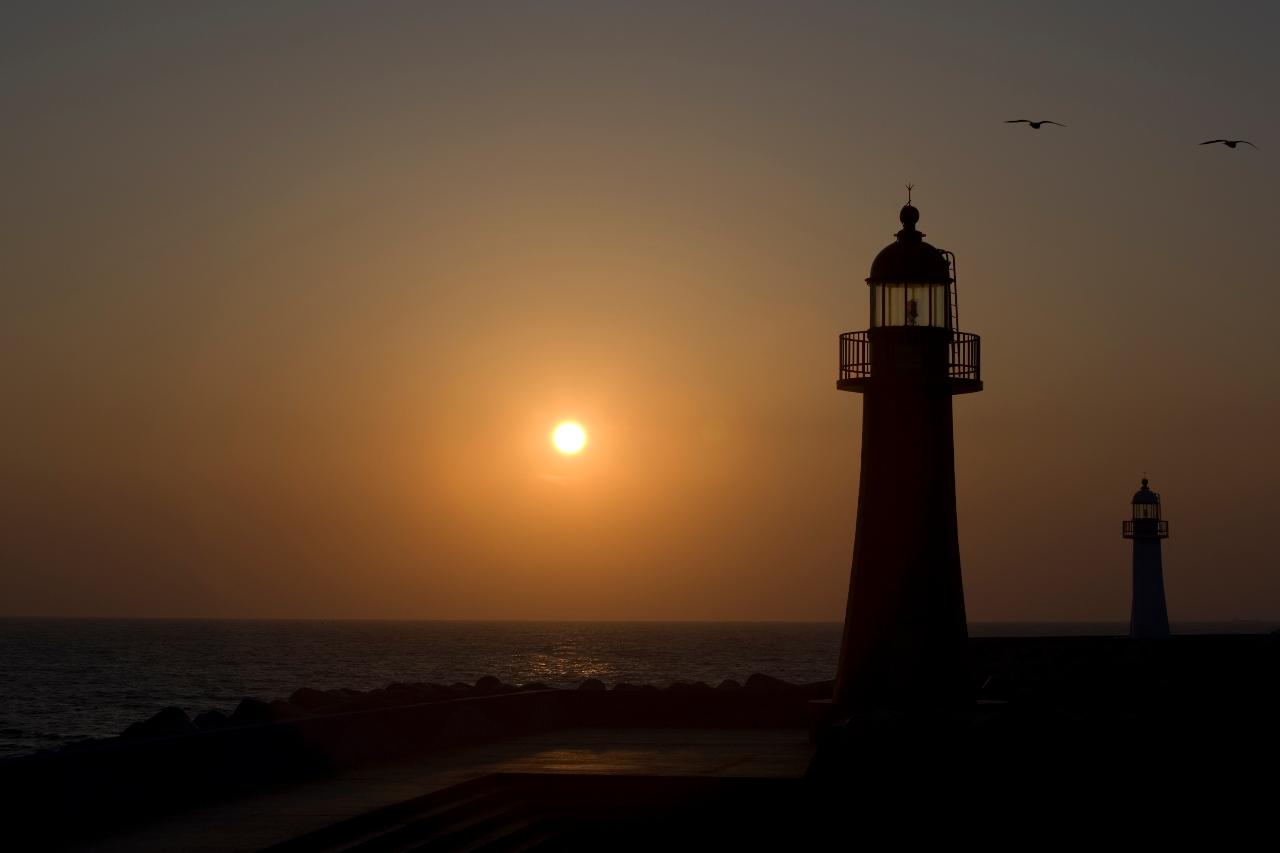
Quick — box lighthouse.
[833,196,981,710]
[1123,478,1171,637]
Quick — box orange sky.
[3,2,1279,621]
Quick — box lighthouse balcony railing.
[838,330,982,383]
[1123,520,1169,539]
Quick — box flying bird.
[1199,139,1258,149]
[1005,119,1066,129]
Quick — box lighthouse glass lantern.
[870,280,949,328]
[865,203,953,330]
[1132,482,1161,520]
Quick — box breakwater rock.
[0,672,830,845]
[107,674,829,746]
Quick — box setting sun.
[552,421,587,455]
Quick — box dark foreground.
[6,634,1280,849]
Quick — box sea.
[0,618,1274,758]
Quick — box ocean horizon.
[2,618,1275,758]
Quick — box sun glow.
[552,421,587,455]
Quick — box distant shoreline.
[0,616,1277,633]
[2,614,1280,635]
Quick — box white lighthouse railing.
[1123,519,1169,539]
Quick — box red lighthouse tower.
[833,197,982,710]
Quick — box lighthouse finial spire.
[906,183,914,204]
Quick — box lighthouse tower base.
[834,357,971,710]
[1130,538,1170,638]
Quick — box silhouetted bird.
[1005,119,1066,129]
[1199,139,1258,149]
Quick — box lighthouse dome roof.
[1132,478,1159,504]
[867,204,953,284]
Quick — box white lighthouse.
[1122,478,1171,637]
